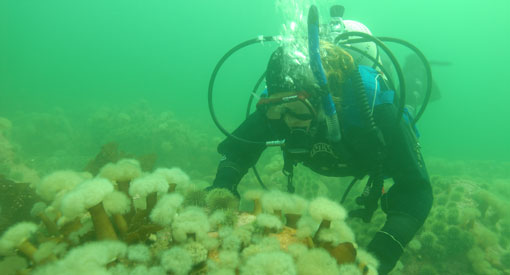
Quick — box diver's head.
[341,20,379,67]
[262,45,354,160]
[264,47,320,126]
[266,47,319,98]
[265,44,354,101]
[263,47,318,159]
[263,44,355,125]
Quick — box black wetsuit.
[210,68,433,274]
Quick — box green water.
[1,0,509,163]
[1,1,510,274]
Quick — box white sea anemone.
[103,191,131,215]
[287,243,308,260]
[33,241,127,275]
[33,241,67,264]
[218,228,241,252]
[309,197,347,222]
[61,178,114,219]
[338,263,362,275]
[317,220,356,245]
[295,248,339,275]
[172,207,210,243]
[60,178,117,240]
[261,190,292,215]
[99,158,142,184]
[160,246,193,275]
[127,244,151,263]
[240,251,296,275]
[129,173,169,210]
[211,250,239,272]
[153,167,190,191]
[0,222,38,260]
[243,189,265,201]
[296,215,319,239]
[284,194,309,215]
[0,255,27,275]
[256,213,283,232]
[130,265,166,275]
[241,237,281,260]
[356,248,379,274]
[36,170,90,203]
[183,241,208,265]
[149,193,183,226]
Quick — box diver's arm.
[368,103,433,274]
[209,110,272,197]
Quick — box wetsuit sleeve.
[209,110,273,197]
[368,103,433,274]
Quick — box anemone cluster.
[393,175,510,275]
[85,104,221,176]
[0,158,378,275]
[4,104,220,179]
[4,108,509,275]
[426,157,510,180]
[254,156,510,275]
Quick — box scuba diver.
[207,5,433,274]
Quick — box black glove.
[349,175,384,223]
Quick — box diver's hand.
[349,182,381,223]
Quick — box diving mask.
[257,91,317,127]
[257,91,317,161]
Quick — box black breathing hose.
[209,33,431,194]
[208,37,277,191]
[334,31,406,126]
[338,36,432,125]
[242,42,400,120]
[349,68,386,223]
[208,36,277,145]
[377,37,432,125]
[211,34,428,144]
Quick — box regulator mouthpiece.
[285,127,311,161]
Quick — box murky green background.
[1,1,510,274]
[2,0,509,163]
